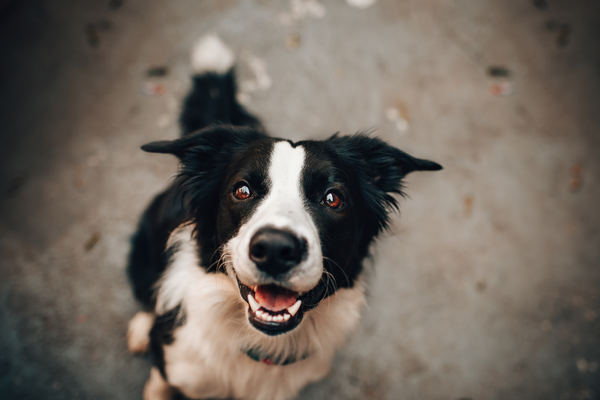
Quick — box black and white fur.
[127,34,441,400]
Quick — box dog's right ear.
[141,139,192,159]
[141,125,266,199]
[141,125,264,160]
[141,125,267,241]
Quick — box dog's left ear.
[328,133,442,186]
[328,133,442,233]
[351,134,441,186]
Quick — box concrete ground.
[1,0,599,399]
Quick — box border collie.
[126,34,441,400]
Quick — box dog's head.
[143,126,441,336]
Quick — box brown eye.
[323,191,343,209]
[233,184,252,200]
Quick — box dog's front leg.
[144,367,175,400]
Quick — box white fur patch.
[227,141,323,292]
[191,34,235,74]
[154,224,366,400]
[155,224,201,315]
[127,311,155,354]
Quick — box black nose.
[249,228,307,275]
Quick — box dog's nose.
[249,228,306,275]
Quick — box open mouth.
[237,277,328,336]
[238,282,304,335]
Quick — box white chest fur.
[155,225,366,400]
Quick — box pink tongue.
[254,285,298,312]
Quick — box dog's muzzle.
[231,228,326,335]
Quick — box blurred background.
[1,0,599,399]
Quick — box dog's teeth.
[253,307,293,323]
[248,294,260,313]
[286,300,302,317]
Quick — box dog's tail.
[179,34,262,136]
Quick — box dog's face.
[219,139,362,335]
[143,126,441,336]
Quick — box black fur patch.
[179,71,262,135]
[142,126,274,271]
[149,305,186,380]
[127,188,189,307]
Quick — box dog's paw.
[127,311,155,354]
[144,367,175,400]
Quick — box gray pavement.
[1,0,599,399]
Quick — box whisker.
[323,270,338,292]
[323,256,349,286]
[205,242,228,272]
[323,272,337,313]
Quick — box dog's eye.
[322,190,343,209]
[233,183,252,200]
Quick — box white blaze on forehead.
[268,141,305,204]
[258,141,314,234]
[228,140,323,292]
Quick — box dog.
[126,34,442,400]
